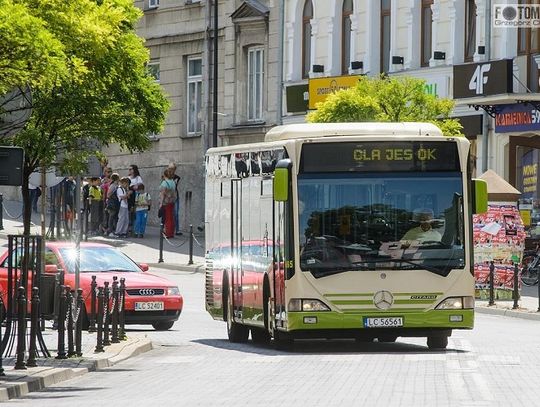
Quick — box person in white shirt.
[114,177,130,237]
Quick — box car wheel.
[427,336,448,350]
[251,327,271,344]
[377,335,397,343]
[152,321,175,331]
[226,290,249,343]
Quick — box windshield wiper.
[105,268,135,273]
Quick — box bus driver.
[401,208,442,248]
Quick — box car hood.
[75,272,176,288]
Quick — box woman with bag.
[159,169,176,238]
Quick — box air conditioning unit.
[148,0,159,9]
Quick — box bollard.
[27,287,40,367]
[95,287,105,353]
[88,275,97,332]
[15,287,27,370]
[0,193,3,230]
[188,224,194,265]
[111,277,119,343]
[158,221,164,263]
[75,288,83,357]
[488,261,495,306]
[513,263,519,310]
[119,278,127,341]
[66,288,75,357]
[56,285,68,359]
[103,281,111,346]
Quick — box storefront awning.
[455,93,540,117]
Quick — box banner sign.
[453,59,513,99]
[308,75,360,109]
[495,103,540,133]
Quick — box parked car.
[0,242,183,331]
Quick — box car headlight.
[288,298,330,312]
[435,296,474,310]
[167,286,180,296]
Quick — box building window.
[342,0,353,74]
[380,0,391,73]
[247,48,264,121]
[187,57,202,135]
[147,61,160,82]
[302,0,313,79]
[464,0,476,62]
[518,0,540,91]
[421,0,433,67]
[148,0,159,9]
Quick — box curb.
[0,336,152,402]
[476,306,540,321]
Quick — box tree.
[2,0,170,234]
[307,75,463,138]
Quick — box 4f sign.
[469,64,491,95]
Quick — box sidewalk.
[0,198,206,273]
[476,295,540,321]
[0,323,152,401]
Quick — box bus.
[204,122,487,349]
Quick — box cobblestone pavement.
[5,267,540,407]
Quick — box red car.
[0,242,183,331]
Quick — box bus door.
[231,179,243,320]
[273,200,287,329]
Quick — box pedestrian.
[134,184,151,238]
[168,163,182,235]
[114,177,130,238]
[63,176,76,234]
[88,177,103,236]
[106,173,121,236]
[100,167,112,234]
[128,164,143,236]
[28,182,41,213]
[159,169,176,238]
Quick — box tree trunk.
[21,169,32,236]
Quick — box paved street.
[3,266,540,407]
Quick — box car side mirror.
[139,263,149,272]
[44,264,59,273]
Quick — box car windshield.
[298,172,465,278]
[59,247,141,273]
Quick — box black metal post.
[119,278,127,341]
[66,288,75,357]
[488,261,495,306]
[513,262,519,310]
[84,200,89,242]
[111,277,119,343]
[0,193,4,230]
[56,285,67,359]
[159,221,164,263]
[88,275,97,332]
[27,287,40,367]
[75,288,83,357]
[103,281,111,346]
[188,224,194,265]
[95,287,104,353]
[15,287,27,370]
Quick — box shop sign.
[495,103,540,133]
[308,75,361,109]
[520,149,538,199]
[423,76,449,98]
[453,59,513,99]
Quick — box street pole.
[75,176,81,292]
[212,0,218,148]
[40,165,46,288]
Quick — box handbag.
[158,206,164,218]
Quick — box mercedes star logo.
[139,288,156,296]
[373,290,394,310]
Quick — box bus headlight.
[435,296,474,310]
[288,299,330,312]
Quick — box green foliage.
[1,0,169,233]
[307,75,463,137]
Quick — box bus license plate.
[135,302,164,311]
[364,317,403,328]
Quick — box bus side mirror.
[274,159,292,202]
[472,179,488,214]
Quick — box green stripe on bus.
[394,299,436,304]
[394,292,443,296]
[342,308,426,313]
[332,300,374,305]
[325,293,373,297]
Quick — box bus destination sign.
[300,141,460,173]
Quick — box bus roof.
[264,122,443,142]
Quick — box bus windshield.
[298,172,465,278]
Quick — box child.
[114,177,131,237]
[134,184,151,238]
[88,177,103,236]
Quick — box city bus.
[204,122,487,349]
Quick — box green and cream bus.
[205,122,487,349]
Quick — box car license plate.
[135,302,164,311]
[363,317,403,328]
